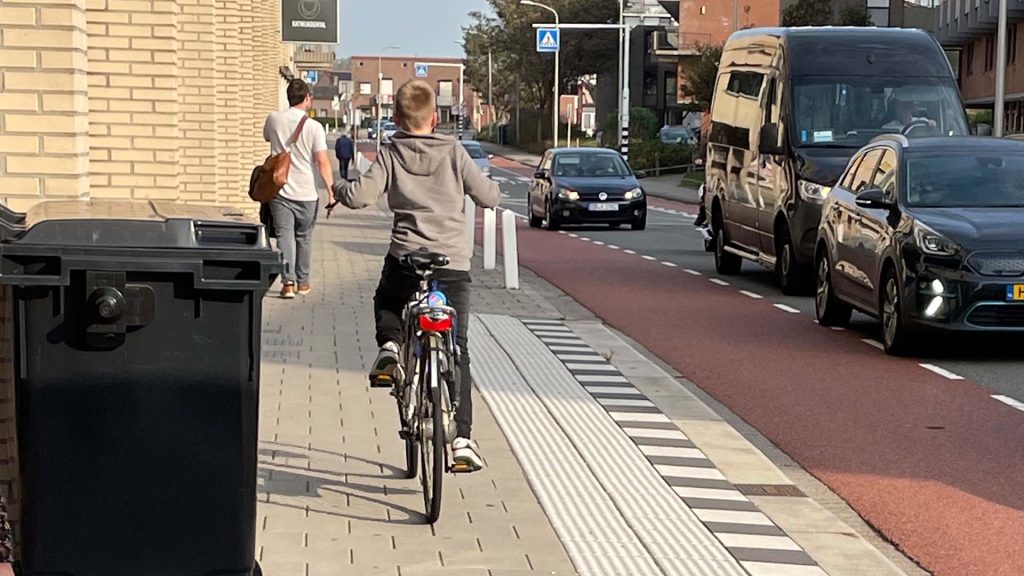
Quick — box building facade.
[935,0,1024,133]
[349,55,485,131]
[0,0,290,213]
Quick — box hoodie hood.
[388,132,458,177]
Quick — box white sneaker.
[452,437,484,472]
[369,341,400,387]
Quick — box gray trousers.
[270,196,318,284]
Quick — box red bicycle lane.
[506,221,1024,576]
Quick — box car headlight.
[797,180,831,203]
[913,221,960,257]
[624,187,643,200]
[556,188,579,201]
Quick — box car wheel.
[776,228,810,296]
[544,200,561,231]
[528,201,542,228]
[713,216,742,275]
[881,269,914,356]
[631,211,646,231]
[815,251,852,327]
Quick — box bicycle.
[372,249,471,523]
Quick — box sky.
[338,0,492,59]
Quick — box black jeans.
[338,156,351,180]
[374,255,474,439]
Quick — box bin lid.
[0,200,271,250]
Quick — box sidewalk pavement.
[255,179,922,575]
[483,143,700,204]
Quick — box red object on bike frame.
[418,312,452,332]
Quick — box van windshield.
[792,77,967,148]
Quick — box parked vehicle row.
[695,26,1024,352]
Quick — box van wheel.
[815,251,852,327]
[713,216,741,275]
[776,228,810,296]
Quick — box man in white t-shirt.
[263,79,334,298]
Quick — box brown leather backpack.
[249,115,309,203]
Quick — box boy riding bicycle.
[329,80,500,471]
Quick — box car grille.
[967,252,1024,277]
[966,305,1024,328]
[579,191,626,201]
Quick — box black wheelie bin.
[0,200,281,576]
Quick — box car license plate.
[1007,285,1024,301]
[589,203,618,212]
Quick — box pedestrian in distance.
[335,129,355,181]
[262,78,334,299]
[328,79,501,471]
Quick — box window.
[359,82,372,95]
[553,153,631,177]
[850,149,882,192]
[906,152,1024,207]
[966,42,975,76]
[874,149,898,196]
[726,71,764,98]
[867,0,889,26]
[438,80,453,98]
[842,156,864,189]
[1010,23,1019,64]
[985,35,994,71]
[380,78,394,95]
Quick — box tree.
[630,107,659,141]
[782,0,834,27]
[836,4,872,26]
[681,44,722,112]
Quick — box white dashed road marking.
[992,394,1024,412]
[739,290,763,300]
[709,278,730,286]
[919,363,965,380]
[773,304,800,314]
[861,339,884,351]
[684,269,702,276]
[661,261,678,267]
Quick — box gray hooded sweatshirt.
[334,132,500,271]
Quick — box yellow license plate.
[1008,285,1024,301]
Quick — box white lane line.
[661,261,678,268]
[773,304,800,314]
[919,363,965,380]
[558,230,567,235]
[739,290,763,300]
[656,465,727,481]
[580,236,592,242]
[684,269,701,276]
[623,249,637,255]
[592,240,605,246]
[642,255,657,261]
[709,278,730,286]
[568,233,578,238]
[557,354,608,362]
[992,394,1024,412]
[861,339,884,351]
[609,412,672,423]
[607,244,620,250]
[830,326,846,331]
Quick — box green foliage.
[681,44,722,112]
[630,107,659,142]
[782,0,834,26]
[836,4,872,26]
[628,141,693,172]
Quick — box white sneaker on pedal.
[369,341,400,387]
[452,437,484,472]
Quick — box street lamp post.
[377,44,400,156]
[995,0,1008,137]
[618,0,624,152]
[522,0,560,148]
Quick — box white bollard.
[465,196,476,256]
[482,208,496,270]
[501,209,520,290]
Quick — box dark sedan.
[528,148,647,230]
[815,136,1024,354]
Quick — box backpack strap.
[285,115,308,151]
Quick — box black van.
[700,27,968,294]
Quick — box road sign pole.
[621,22,631,160]
[995,0,1008,137]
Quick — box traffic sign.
[331,96,340,111]
[415,63,429,78]
[303,70,319,84]
[536,28,559,52]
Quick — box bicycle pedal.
[369,374,393,388]
[450,462,476,474]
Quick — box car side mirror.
[855,188,894,209]
[534,170,548,179]
[635,171,647,179]
[488,154,495,159]
[758,123,784,155]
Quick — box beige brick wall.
[0,1,90,210]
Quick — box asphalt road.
[486,156,1024,576]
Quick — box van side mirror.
[758,123,784,155]
[855,188,894,209]
[534,169,548,180]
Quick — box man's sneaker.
[369,341,400,387]
[297,283,312,296]
[452,437,484,472]
[280,282,296,299]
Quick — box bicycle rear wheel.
[419,349,445,524]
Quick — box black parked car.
[815,136,1024,354]
[528,148,647,230]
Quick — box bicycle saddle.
[401,250,450,270]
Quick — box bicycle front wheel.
[419,348,445,524]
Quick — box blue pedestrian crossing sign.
[536,28,560,52]
[415,63,428,78]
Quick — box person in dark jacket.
[334,130,355,181]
